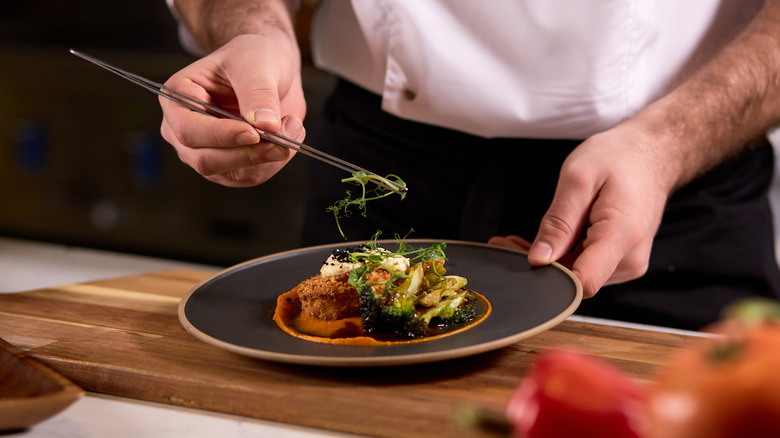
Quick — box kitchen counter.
[0,237,705,438]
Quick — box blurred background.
[0,0,334,266]
[2,1,780,269]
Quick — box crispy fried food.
[296,269,394,321]
[296,274,360,320]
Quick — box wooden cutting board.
[0,270,695,437]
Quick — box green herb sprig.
[326,172,407,239]
[347,231,447,294]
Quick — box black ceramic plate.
[178,240,582,367]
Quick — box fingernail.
[252,108,278,125]
[236,131,259,146]
[282,116,305,140]
[263,144,288,162]
[529,242,553,263]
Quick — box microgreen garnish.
[326,172,407,239]
[361,232,447,264]
[346,231,447,295]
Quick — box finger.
[570,242,620,299]
[281,114,306,142]
[227,61,284,133]
[176,140,292,177]
[569,213,650,298]
[160,67,265,148]
[487,235,532,251]
[528,172,593,267]
[160,94,261,148]
[195,116,303,186]
[180,115,303,179]
[204,159,291,188]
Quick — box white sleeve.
[165,0,206,56]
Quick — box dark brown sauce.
[273,287,492,345]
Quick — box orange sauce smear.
[273,286,492,345]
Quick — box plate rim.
[178,240,583,367]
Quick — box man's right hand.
[159,32,306,187]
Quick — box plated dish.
[178,240,582,367]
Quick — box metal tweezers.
[69,49,407,195]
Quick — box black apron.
[302,79,780,330]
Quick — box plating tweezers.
[69,49,407,195]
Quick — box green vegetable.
[348,234,477,338]
[404,290,478,337]
[326,172,407,239]
[358,283,417,336]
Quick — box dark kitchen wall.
[0,1,335,265]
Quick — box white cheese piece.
[380,254,410,273]
[319,254,361,277]
[319,247,410,277]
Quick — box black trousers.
[303,79,780,330]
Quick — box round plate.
[178,240,582,367]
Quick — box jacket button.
[403,88,416,101]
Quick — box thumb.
[249,105,282,133]
[528,188,591,267]
[228,63,283,133]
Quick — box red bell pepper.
[505,348,645,438]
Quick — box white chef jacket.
[311,0,764,139]
[169,0,765,139]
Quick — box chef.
[160,0,780,330]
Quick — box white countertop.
[0,237,221,293]
[20,394,354,438]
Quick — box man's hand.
[492,124,671,299]
[160,1,305,187]
[492,0,780,298]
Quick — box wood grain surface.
[0,270,696,438]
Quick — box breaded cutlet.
[296,269,394,320]
[296,274,360,320]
